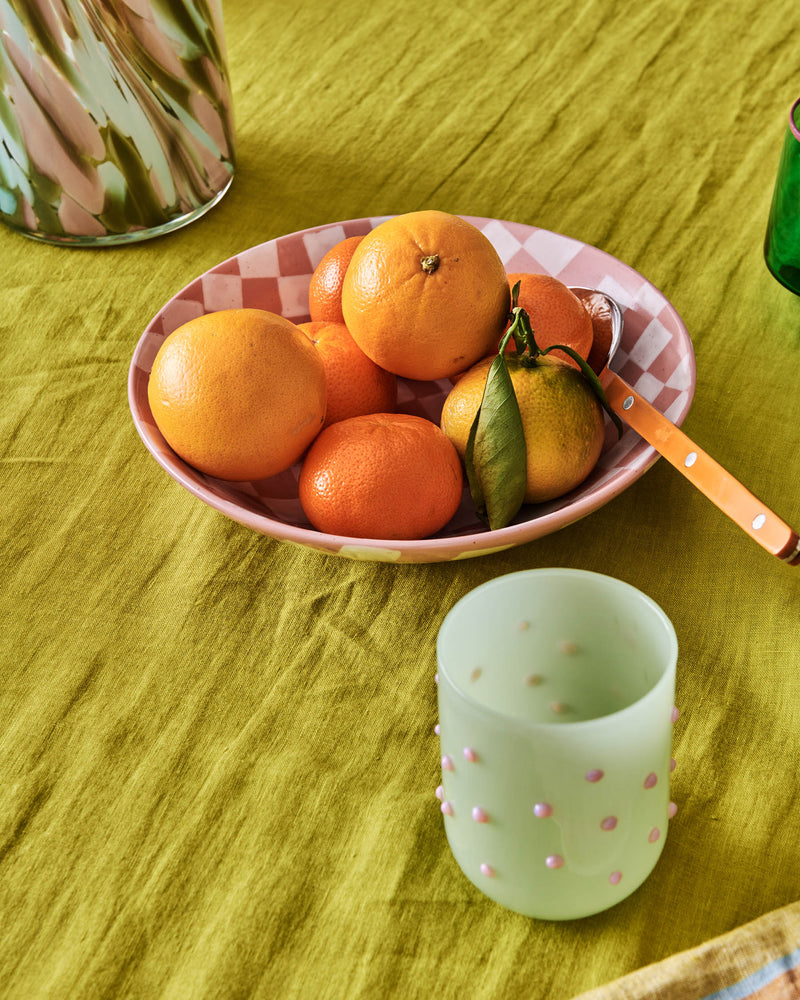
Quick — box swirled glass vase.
[0,0,236,245]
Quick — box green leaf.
[465,354,528,530]
[541,343,624,439]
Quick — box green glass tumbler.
[0,0,235,246]
[765,97,800,295]
[436,568,678,920]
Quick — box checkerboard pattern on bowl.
[128,217,695,563]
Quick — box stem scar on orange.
[147,308,326,482]
[341,211,511,381]
[299,413,463,540]
[297,320,397,427]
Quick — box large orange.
[148,308,326,481]
[308,235,364,324]
[297,320,397,427]
[299,413,463,539]
[440,353,604,503]
[341,211,510,380]
[505,274,594,368]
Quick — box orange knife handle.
[603,373,800,564]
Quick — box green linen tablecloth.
[2,0,800,997]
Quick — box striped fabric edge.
[702,946,800,1000]
[572,900,800,1000]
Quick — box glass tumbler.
[436,568,679,920]
[0,0,236,245]
[765,97,800,295]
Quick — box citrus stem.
[498,324,517,355]
[506,305,541,359]
[420,254,439,273]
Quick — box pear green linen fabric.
[2,1,800,998]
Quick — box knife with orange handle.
[572,287,800,566]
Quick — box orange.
[505,274,594,368]
[148,308,326,481]
[440,353,604,503]
[572,287,614,374]
[299,413,463,539]
[308,235,364,324]
[341,210,510,380]
[297,320,397,427]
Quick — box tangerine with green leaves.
[341,211,511,380]
[441,352,605,504]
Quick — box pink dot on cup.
[435,673,439,685]
[463,747,479,763]
[648,827,661,843]
[480,863,496,878]
[435,785,443,801]
[601,816,618,831]
[668,801,678,818]
[472,806,489,823]
[533,802,553,818]
[644,772,658,789]
[670,758,677,772]
[609,871,622,885]
[441,801,454,816]
[545,854,565,869]
[671,706,680,723]
[586,769,605,783]
[434,723,440,735]
[442,755,454,772]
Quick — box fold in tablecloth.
[576,900,800,1000]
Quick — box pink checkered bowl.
[128,216,696,563]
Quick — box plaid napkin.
[575,900,800,1000]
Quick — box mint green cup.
[436,568,678,920]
